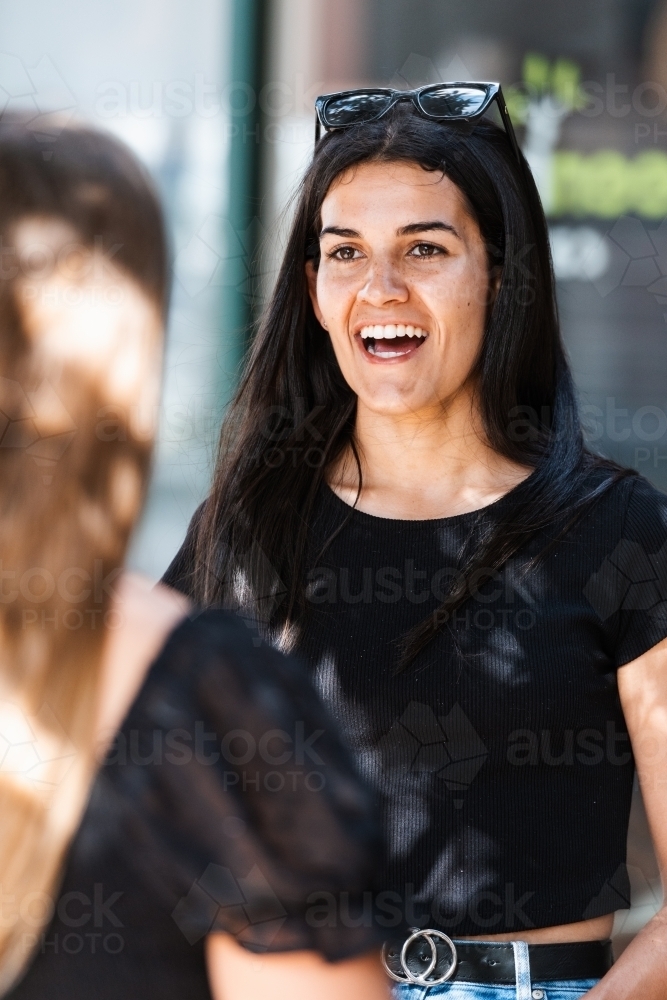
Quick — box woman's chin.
[356,391,443,419]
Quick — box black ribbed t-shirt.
[163,471,667,937]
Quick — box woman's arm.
[205,934,391,1000]
[586,634,667,999]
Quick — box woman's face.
[306,159,495,419]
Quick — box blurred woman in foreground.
[0,115,390,1000]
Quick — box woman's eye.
[329,246,363,261]
[409,243,445,257]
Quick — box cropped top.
[8,611,385,1000]
[163,471,667,937]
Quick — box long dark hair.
[191,104,627,664]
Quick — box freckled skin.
[306,160,492,420]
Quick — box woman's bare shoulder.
[95,572,192,744]
[119,571,192,625]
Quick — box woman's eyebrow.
[318,221,461,239]
[319,226,360,238]
[398,220,460,238]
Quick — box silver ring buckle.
[382,927,458,986]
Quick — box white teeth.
[367,344,406,358]
[359,324,428,339]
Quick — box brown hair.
[0,114,167,993]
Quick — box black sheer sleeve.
[102,609,388,959]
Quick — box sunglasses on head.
[314,82,521,163]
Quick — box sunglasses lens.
[322,92,392,127]
[419,85,489,118]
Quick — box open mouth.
[359,324,429,359]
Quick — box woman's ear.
[305,260,327,329]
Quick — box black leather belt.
[382,930,613,987]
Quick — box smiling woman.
[305,158,522,520]
[170,104,583,653]
[164,99,667,1000]
[310,164,489,381]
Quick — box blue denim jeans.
[393,981,599,999]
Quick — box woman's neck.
[329,390,533,520]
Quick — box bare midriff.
[458,913,614,944]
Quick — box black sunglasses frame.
[314,82,521,164]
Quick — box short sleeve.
[102,609,389,960]
[584,476,667,668]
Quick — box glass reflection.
[324,92,392,126]
[419,86,488,117]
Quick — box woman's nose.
[358,260,409,306]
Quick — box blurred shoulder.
[96,573,191,741]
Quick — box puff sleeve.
[101,609,387,959]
